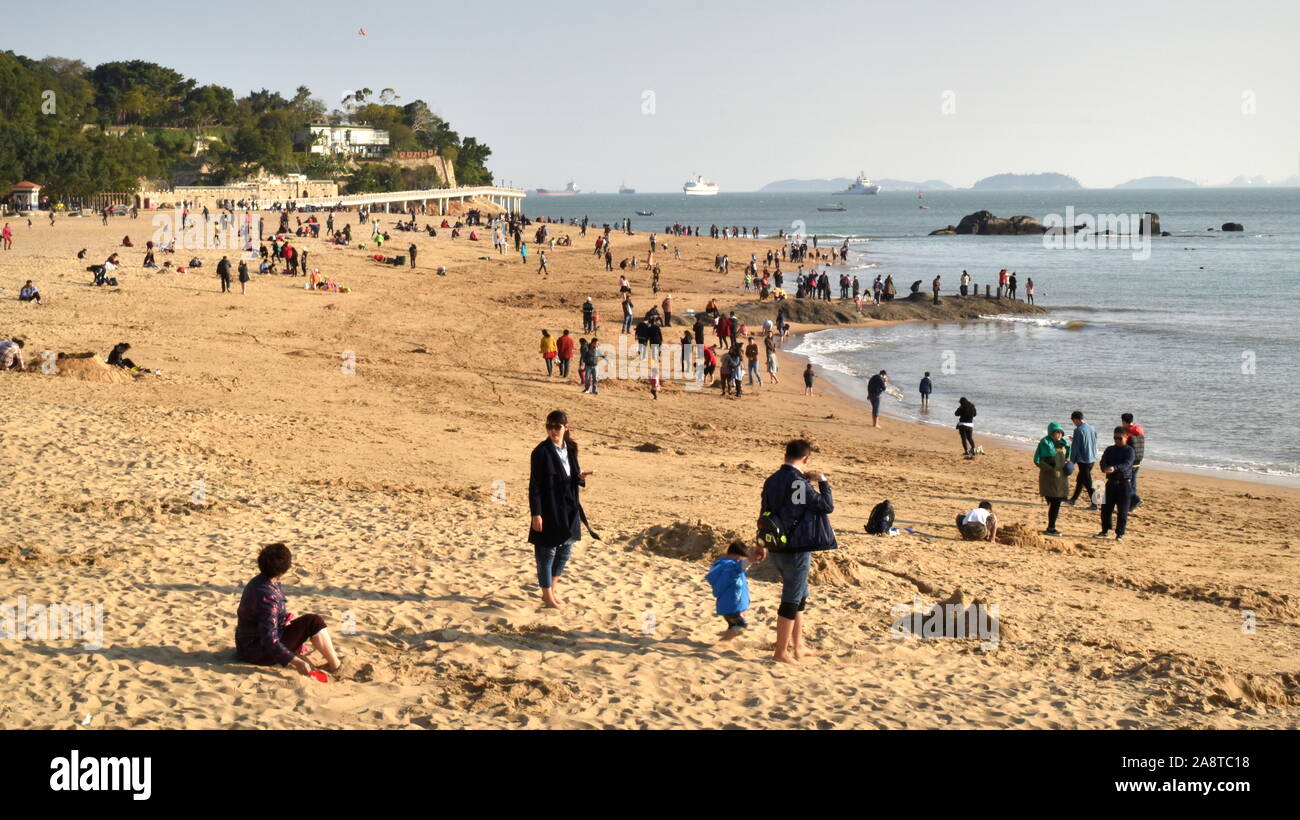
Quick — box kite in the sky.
[358,27,367,35]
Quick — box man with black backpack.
[755,439,837,664]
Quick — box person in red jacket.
[702,344,719,386]
[556,329,575,379]
[716,314,731,348]
[1121,413,1146,509]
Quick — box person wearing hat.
[1035,422,1071,536]
[661,294,673,326]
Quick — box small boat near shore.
[635,210,654,216]
[817,203,846,212]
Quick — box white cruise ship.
[683,175,719,196]
[840,172,880,195]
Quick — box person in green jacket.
[1035,422,1071,536]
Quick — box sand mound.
[62,494,225,523]
[432,660,581,715]
[1093,573,1300,620]
[1086,651,1300,710]
[808,551,877,587]
[53,354,134,383]
[628,520,742,561]
[995,522,1047,549]
[0,543,119,568]
[994,522,1088,554]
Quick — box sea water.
[523,189,1300,480]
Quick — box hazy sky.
[12,0,1300,190]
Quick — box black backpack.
[865,500,895,535]
[757,507,807,554]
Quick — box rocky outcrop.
[929,226,957,235]
[1139,212,1161,235]
[952,211,1047,235]
[1222,222,1244,232]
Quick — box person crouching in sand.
[528,410,595,609]
[235,543,343,677]
[956,501,997,542]
[706,541,751,641]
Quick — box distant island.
[757,177,954,193]
[970,172,1082,191]
[1114,176,1197,189]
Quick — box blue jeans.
[534,539,575,588]
[622,315,633,333]
[747,361,761,385]
[769,550,810,607]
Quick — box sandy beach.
[1,211,1297,729]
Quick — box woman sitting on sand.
[121,236,133,247]
[528,410,595,609]
[235,542,343,677]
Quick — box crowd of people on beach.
[5,201,1158,679]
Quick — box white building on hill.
[297,123,390,158]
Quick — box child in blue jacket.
[706,541,751,640]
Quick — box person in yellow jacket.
[540,329,558,376]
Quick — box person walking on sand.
[745,336,762,388]
[755,439,837,664]
[1121,413,1145,510]
[1035,422,1071,536]
[803,362,815,395]
[580,337,605,394]
[520,242,529,265]
[2,223,12,250]
[706,541,752,641]
[540,329,557,376]
[866,370,889,427]
[955,396,977,456]
[409,243,417,268]
[1067,410,1099,509]
[556,329,574,379]
[582,297,595,333]
[235,542,343,677]
[620,294,634,334]
[538,249,549,277]
[217,255,232,293]
[764,332,780,384]
[919,371,933,411]
[1095,426,1136,541]
[528,410,596,609]
[238,259,250,294]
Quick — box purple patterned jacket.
[235,574,295,666]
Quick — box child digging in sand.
[705,541,751,641]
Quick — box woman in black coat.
[529,410,593,608]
